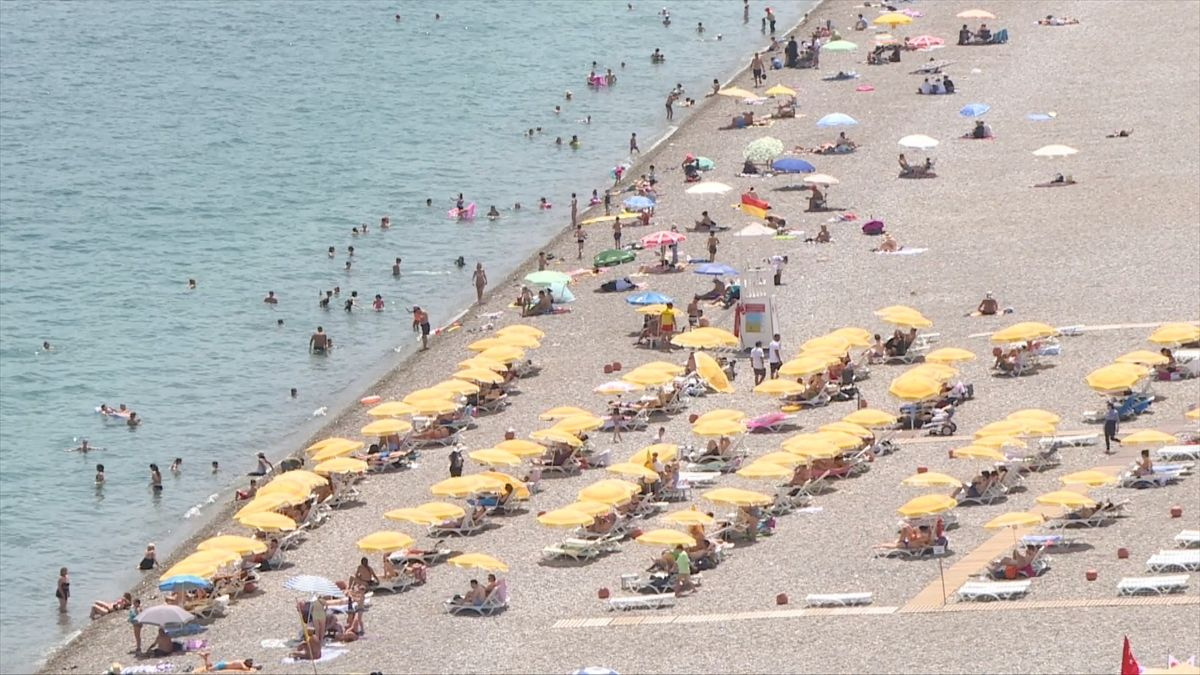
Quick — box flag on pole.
[1122,637,1140,675]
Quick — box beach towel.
[260,638,295,649]
[282,648,347,665]
[119,664,178,674]
[876,247,928,255]
[855,85,875,92]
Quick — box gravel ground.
[45,0,1200,672]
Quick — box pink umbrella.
[640,231,686,248]
[909,35,945,50]
[747,412,793,433]
[901,8,924,18]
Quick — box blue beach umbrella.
[626,291,673,306]
[772,158,816,174]
[816,113,858,127]
[158,575,213,592]
[623,196,655,210]
[959,103,991,118]
[693,263,739,276]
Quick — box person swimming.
[454,256,466,268]
[486,206,500,220]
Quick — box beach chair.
[884,346,925,366]
[1046,501,1130,529]
[473,395,510,415]
[768,485,811,516]
[956,580,1030,602]
[393,545,453,567]
[789,388,831,409]
[1081,395,1152,423]
[1158,446,1200,461]
[792,470,834,497]
[369,447,415,473]
[1147,549,1200,572]
[677,471,720,486]
[957,482,1007,506]
[608,595,677,611]
[657,478,693,502]
[1038,434,1098,450]
[542,537,619,563]
[1018,448,1060,473]
[805,592,873,608]
[410,428,464,449]
[429,510,487,537]
[1117,575,1190,596]
[987,548,1050,580]
[326,475,361,509]
[184,593,230,620]
[1175,530,1200,548]
[620,571,693,595]
[873,544,946,560]
[278,529,306,551]
[444,589,509,616]
[375,568,424,594]
[1120,470,1179,489]
[1020,533,1084,550]
[747,413,794,433]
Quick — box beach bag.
[862,220,885,235]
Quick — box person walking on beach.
[538,251,548,271]
[629,133,639,154]
[612,218,623,249]
[56,567,70,613]
[1103,402,1121,454]
[751,52,765,87]
[706,232,720,260]
[659,302,677,351]
[765,6,777,33]
[575,225,587,259]
[309,326,331,354]
[570,193,579,227]
[448,446,464,477]
[603,189,612,215]
[751,341,767,385]
[128,597,143,654]
[609,401,623,443]
[768,333,783,379]
[472,263,488,303]
[412,306,431,350]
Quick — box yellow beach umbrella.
[1186,408,1200,420]
[357,531,415,553]
[579,479,640,505]
[694,351,734,393]
[494,439,548,458]
[1120,429,1177,446]
[782,434,840,457]
[778,356,829,378]
[879,310,933,329]
[819,421,873,439]
[187,548,244,567]
[418,502,467,521]
[467,337,510,352]
[306,437,362,455]
[582,212,640,225]
[754,379,806,396]
[1035,491,1096,509]
[537,508,595,528]
[478,472,530,499]
[539,406,593,421]
[273,470,329,489]
[695,409,747,425]
[636,361,686,375]
[908,363,960,382]
[764,84,796,97]
[901,471,963,488]
[703,487,773,507]
[812,431,863,450]
[874,304,923,317]
[690,327,739,345]
[951,445,1007,461]
[367,401,417,418]
[691,418,746,436]
[496,324,545,339]
[595,380,644,395]
[717,86,757,98]
[552,414,605,434]
[974,435,1027,450]
[842,408,898,428]
[889,374,942,401]
[801,335,850,355]
[235,493,300,519]
[457,356,508,372]
[630,443,679,465]
[1115,349,1170,366]
[829,327,873,347]
[874,12,912,26]
[897,494,956,517]
[478,346,525,364]
[256,480,314,501]
[662,509,715,526]
[1060,470,1117,488]
[635,529,696,547]
[197,535,267,556]
[454,368,506,384]
[431,475,505,498]
[1085,363,1148,393]
[637,304,687,322]
[1148,323,1200,345]
[975,419,1055,438]
[672,329,738,350]
[925,347,977,365]
[432,379,480,397]
[990,322,1058,343]
[313,457,368,475]
[408,398,460,416]
[565,500,612,517]
[160,561,219,582]
[493,332,541,349]
[448,553,508,573]
[360,419,413,437]
[1006,409,1062,425]
[798,349,844,367]
[404,387,455,403]
[237,512,297,532]
[384,507,440,525]
[311,442,361,462]
[736,461,793,480]
[622,368,675,387]
[607,462,661,482]
[758,451,808,467]
[530,428,584,447]
[468,448,523,467]
[957,9,996,19]
[984,512,1045,530]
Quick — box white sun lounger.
[873,544,945,560]
[542,538,612,563]
[957,483,1007,506]
[1157,446,1200,461]
[1021,533,1083,549]
[608,595,677,611]
[1118,575,1190,596]
[444,590,509,616]
[1121,470,1180,489]
[677,471,720,486]
[1039,434,1098,450]
[1147,549,1200,572]
[956,579,1031,602]
[1175,530,1200,548]
[805,592,873,607]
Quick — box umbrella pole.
[937,557,947,606]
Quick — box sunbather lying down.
[1033,173,1076,188]
[197,652,262,672]
[1106,129,1132,138]
[1038,15,1079,25]
[875,523,938,550]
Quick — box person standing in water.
[412,306,431,351]
[472,263,488,303]
[56,567,70,613]
[149,464,162,492]
[309,326,331,354]
[629,133,639,154]
[392,257,402,276]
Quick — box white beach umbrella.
[1032,144,1078,158]
[803,173,840,186]
[899,134,939,149]
[686,182,732,195]
[735,223,777,237]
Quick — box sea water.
[0,1,812,669]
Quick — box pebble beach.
[43,1,1200,673]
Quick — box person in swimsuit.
[127,412,140,428]
[138,543,158,571]
[149,464,163,492]
[198,652,261,672]
[263,291,278,305]
[309,326,331,354]
[412,306,431,350]
[56,567,70,612]
[249,452,273,477]
[352,557,380,589]
[472,263,488,303]
[95,464,105,485]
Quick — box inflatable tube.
[360,395,382,406]
[740,194,771,210]
[95,407,131,419]
[448,203,477,220]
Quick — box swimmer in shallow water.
[393,257,402,276]
[425,198,432,207]
[454,256,466,268]
[372,294,385,311]
[486,206,500,220]
[327,246,335,258]
[95,464,105,484]
[263,291,278,305]
[42,340,52,351]
[187,279,197,289]
[70,439,102,453]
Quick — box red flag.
[1121,636,1140,675]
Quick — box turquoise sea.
[0,1,811,669]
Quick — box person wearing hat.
[976,292,998,316]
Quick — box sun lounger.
[473,395,510,415]
[1082,395,1152,423]
[1047,500,1130,528]
[1158,446,1200,461]
[375,570,423,594]
[1175,530,1200,548]
[409,429,463,449]
[184,593,230,620]
[677,471,721,486]
[1021,533,1084,550]
[607,595,677,611]
[1147,549,1200,572]
[429,511,487,537]
[444,589,509,616]
[956,580,1030,602]
[1117,575,1190,596]
[1038,434,1098,450]
[805,592,873,607]
[987,548,1050,579]
[747,413,794,433]
[542,537,620,563]
[620,571,699,594]
[873,544,947,560]
[769,486,811,516]
[394,546,452,566]
[957,482,1007,506]
[1120,470,1180,489]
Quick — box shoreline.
[36,6,826,671]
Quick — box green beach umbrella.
[743,137,785,164]
[524,271,571,286]
[822,40,858,52]
[593,249,636,267]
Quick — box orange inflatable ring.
[360,395,382,406]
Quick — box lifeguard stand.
[735,268,780,350]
